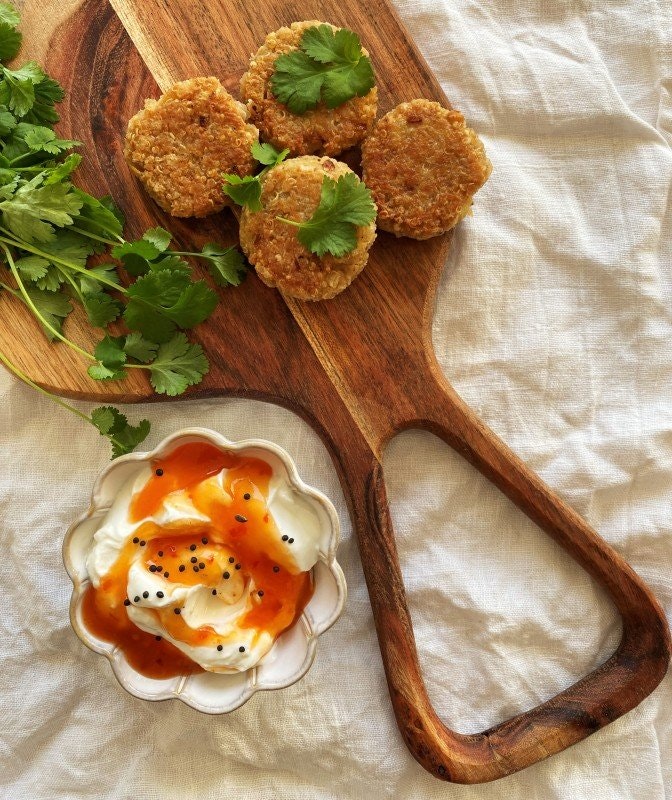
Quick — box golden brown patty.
[361,99,492,239]
[124,77,259,218]
[240,21,377,157]
[239,156,376,300]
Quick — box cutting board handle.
[346,374,670,783]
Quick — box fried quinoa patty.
[240,21,377,157]
[239,156,376,300]
[124,77,258,218]
[361,99,492,239]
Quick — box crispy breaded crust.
[124,77,258,218]
[361,99,492,239]
[239,156,376,300]
[240,21,378,157]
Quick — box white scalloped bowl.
[63,428,346,713]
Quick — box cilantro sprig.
[270,24,375,115]
[0,4,245,458]
[223,141,288,211]
[87,332,208,396]
[278,172,376,257]
[0,347,150,458]
[225,141,377,257]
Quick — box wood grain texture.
[2,0,670,783]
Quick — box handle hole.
[383,429,621,734]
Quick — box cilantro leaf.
[82,291,122,328]
[22,124,79,154]
[24,286,71,340]
[123,302,174,343]
[321,56,375,109]
[0,170,14,193]
[94,334,126,368]
[6,61,46,84]
[123,332,158,363]
[22,75,64,126]
[149,253,191,274]
[270,51,325,115]
[70,189,123,241]
[89,406,116,434]
[44,153,81,185]
[0,121,76,164]
[0,103,15,135]
[0,124,28,161]
[112,237,162,277]
[0,175,83,241]
[0,71,32,117]
[88,334,126,380]
[123,269,218,342]
[99,194,124,226]
[77,263,120,295]
[0,62,48,118]
[32,74,62,100]
[301,25,363,64]
[223,143,288,210]
[90,406,151,458]
[87,364,121,381]
[117,254,151,278]
[146,332,209,396]
[112,237,160,262]
[0,20,20,62]
[278,172,376,257]
[201,243,247,287]
[222,173,262,211]
[161,280,219,328]
[0,3,20,27]
[142,226,171,252]
[14,254,48,281]
[112,234,189,278]
[270,24,375,114]
[112,419,151,458]
[39,229,94,268]
[35,264,63,291]
[251,141,289,166]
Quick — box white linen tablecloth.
[2,0,671,797]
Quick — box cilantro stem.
[0,279,20,298]
[1,243,95,361]
[169,249,234,260]
[0,347,92,423]
[68,226,120,247]
[0,230,126,292]
[56,264,85,303]
[0,347,129,452]
[276,216,307,228]
[8,152,42,167]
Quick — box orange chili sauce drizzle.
[82,442,314,679]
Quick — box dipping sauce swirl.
[83,442,317,678]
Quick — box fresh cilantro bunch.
[278,172,376,257]
[270,24,375,115]
[223,141,288,211]
[0,3,246,457]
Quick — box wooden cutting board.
[4,0,670,784]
